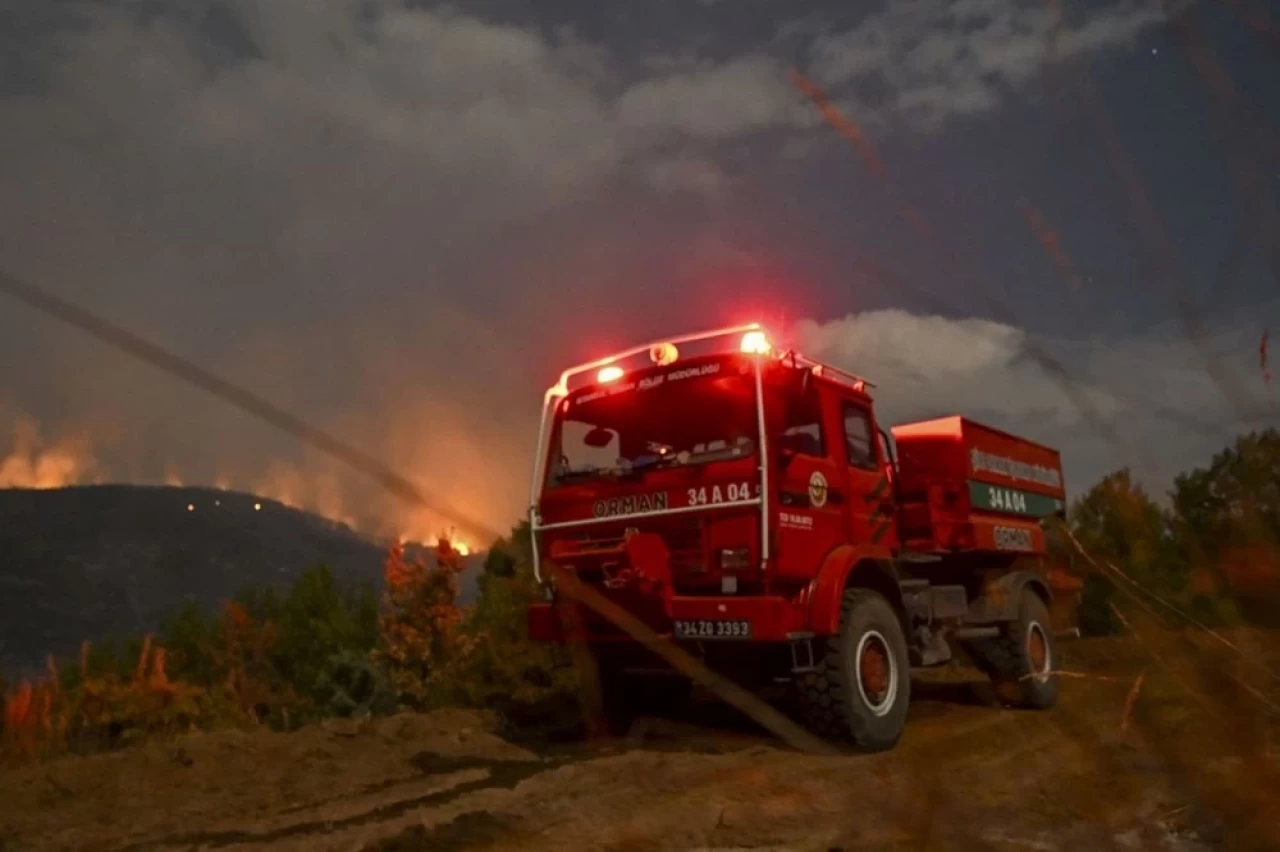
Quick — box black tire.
[797,589,911,752]
[966,587,1059,710]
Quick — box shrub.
[316,650,397,719]
[376,540,473,710]
[444,524,579,732]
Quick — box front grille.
[664,520,705,574]
[555,514,761,597]
[568,519,707,575]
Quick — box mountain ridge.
[0,484,482,676]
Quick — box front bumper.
[527,595,810,643]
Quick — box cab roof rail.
[548,322,764,397]
[783,351,877,391]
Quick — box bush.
[442,524,579,733]
[316,650,397,719]
[376,541,474,710]
[3,563,391,762]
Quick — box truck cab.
[526,325,1066,751]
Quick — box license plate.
[673,619,752,640]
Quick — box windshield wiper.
[628,453,670,472]
[552,466,621,485]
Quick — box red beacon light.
[740,330,772,355]
[649,342,679,366]
[597,365,625,383]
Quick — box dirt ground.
[2,632,1278,852]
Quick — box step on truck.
[525,324,1069,751]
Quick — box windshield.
[547,363,757,486]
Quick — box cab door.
[838,399,899,554]
[771,379,845,577]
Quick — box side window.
[842,403,878,471]
[779,386,825,458]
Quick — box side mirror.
[583,426,614,448]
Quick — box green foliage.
[1069,469,1181,635]
[1070,469,1179,581]
[1071,432,1280,633]
[1172,428,1280,554]
[316,650,397,719]
[256,565,379,710]
[445,525,578,732]
[153,565,384,724]
[482,547,516,579]
[1171,429,1280,626]
[160,602,218,686]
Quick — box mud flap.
[967,570,1052,624]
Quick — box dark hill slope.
[0,485,391,675]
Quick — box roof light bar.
[547,322,763,398]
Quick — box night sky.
[0,0,1276,542]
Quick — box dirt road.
[2,635,1277,851]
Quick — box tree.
[449,523,577,732]
[267,565,379,709]
[1171,429,1280,625]
[376,539,470,709]
[1068,468,1182,635]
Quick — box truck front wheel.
[967,587,1060,710]
[798,589,911,752]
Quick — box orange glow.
[597,365,625,383]
[251,462,359,530]
[405,532,473,558]
[740,330,772,354]
[0,418,97,489]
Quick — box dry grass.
[1,631,1276,852]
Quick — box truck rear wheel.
[967,587,1059,710]
[798,589,911,752]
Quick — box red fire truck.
[526,324,1069,751]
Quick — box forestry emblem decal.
[808,471,829,508]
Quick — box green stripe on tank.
[967,480,1064,518]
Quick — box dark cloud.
[0,0,1273,540]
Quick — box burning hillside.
[0,416,493,556]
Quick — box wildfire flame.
[1,416,490,554]
[0,418,97,489]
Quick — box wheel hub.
[860,641,889,699]
[854,630,898,717]
[1027,622,1051,681]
